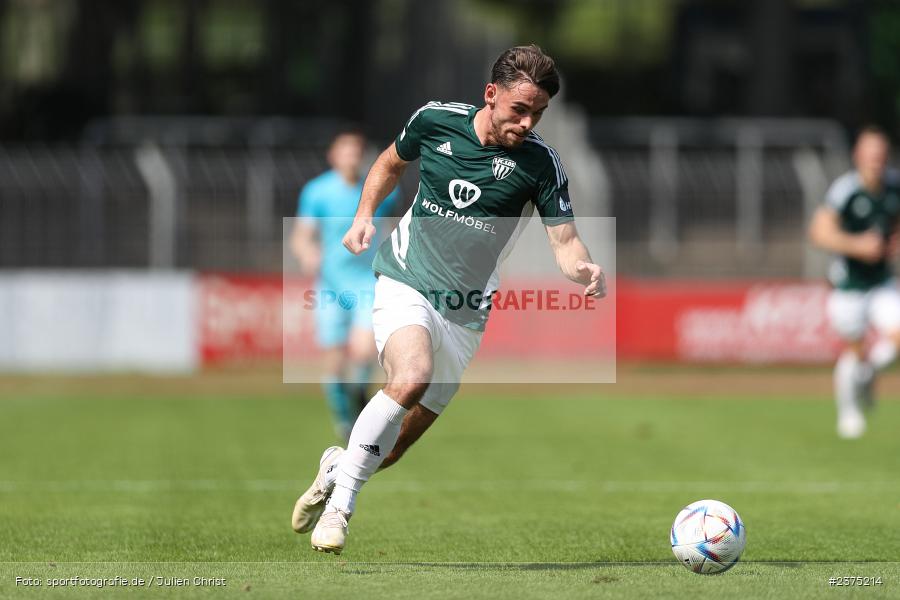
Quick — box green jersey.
[372,100,574,331]
[825,169,900,290]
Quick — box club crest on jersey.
[492,156,516,181]
[852,196,871,218]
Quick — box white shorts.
[372,275,483,415]
[827,280,900,341]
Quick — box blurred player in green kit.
[809,126,900,438]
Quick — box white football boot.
[291,446,343,533]
[311,507,350,555]
[837,411,866,439]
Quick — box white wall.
[0,272,197,373]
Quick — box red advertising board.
[198,274,288,364]
[616,279,843,362]
[197,274,844,365]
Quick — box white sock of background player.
[853,338,897,393]
[867,338,897,372]
[834,350,864,419]
[326,390,408,515]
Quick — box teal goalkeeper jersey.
[371,100,575,331]
[825,169,900,291]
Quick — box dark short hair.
[331,127,366,146]
[490,45,560,98]
[856,124,890,144]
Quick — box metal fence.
[0,115,863,278]
[587,117,850,278]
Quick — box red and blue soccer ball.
[671,499,746,574]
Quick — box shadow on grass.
[338,562,661,575]
[335,560,892,575]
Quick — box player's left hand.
[343,218,376,255]
[575,260,606,298]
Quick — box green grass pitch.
[0,372,898,598]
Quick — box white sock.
[834,350,863,419]
[868,339,897,371]
[854,360,874,386]
[326,390,408,514]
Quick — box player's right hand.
[342,218,376,255]
[299,249,321,277]
[853,229,885,264]
[887,232,900,259]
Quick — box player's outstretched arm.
[808,206,885,264]
[343,143,410,255]
[545,222,606,298]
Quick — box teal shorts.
[314,283,376,347]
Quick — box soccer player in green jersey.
[292,45,606,554]
[809,126,900,438]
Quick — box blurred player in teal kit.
[291,130,399,441]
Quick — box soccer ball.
[670,499,746,574]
